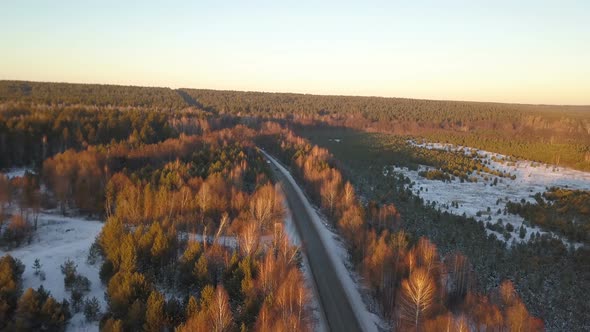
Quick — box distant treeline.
[1,81,588,170]
[0,81,186,109]
[0,105,175,168]
[181,89,590,170]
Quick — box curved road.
[261,150,365,332]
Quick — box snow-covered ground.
[182,232,277,249]
[184,234,239,248]
[261,149,382,332]
[1,209,314,331]
[0,212,105,332]
[386,141,590,246]
[2,167,34,179]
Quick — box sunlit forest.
[0,80,589,331]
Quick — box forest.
[1,80,588,331]
[0,81,186,109]
[256,123,542,331]
[506,188,590,243]
[180,88,590,171]
[296,126,590,331]
[2,80,588,170]
[1,112,312,330]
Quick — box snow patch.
[282,202,301,247]
[388,141,590,247]
[0,213,105,332]
[181,233,275,249]
[2,167,34,179]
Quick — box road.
[261,150,365,332]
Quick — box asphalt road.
[262,151,364,332]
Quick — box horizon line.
[2,78,590,108]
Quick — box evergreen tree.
[60,259,77,290]
[32,258,42,276]
[102,318,124,332]
[0,255,25,327]
[83,297,101,322]
[119,235,137,273]
[186,295,198,319]
[519,225,527,239]
[106,271,150,320]
[14,288,41,331]
[194,255,209,287]
[126,299,145,331]
[144,290,166,332]
[39,296,68,331]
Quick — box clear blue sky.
[1,0,589,104]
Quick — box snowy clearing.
[386,141,590,247]
[2,167,34,179]
[0,212,105,332]
[183,233,239,248]
[261,149,382,332]
[181,233,276,249]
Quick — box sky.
[1,1,589,105]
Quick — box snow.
[0,212,105,332]
[181,233,275,249]
[2,167,33,179]
[386,141,590,247]
[410,140,590,191]
[260,149,381,332]
[186,234,239,248]
[281,201,301,247]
